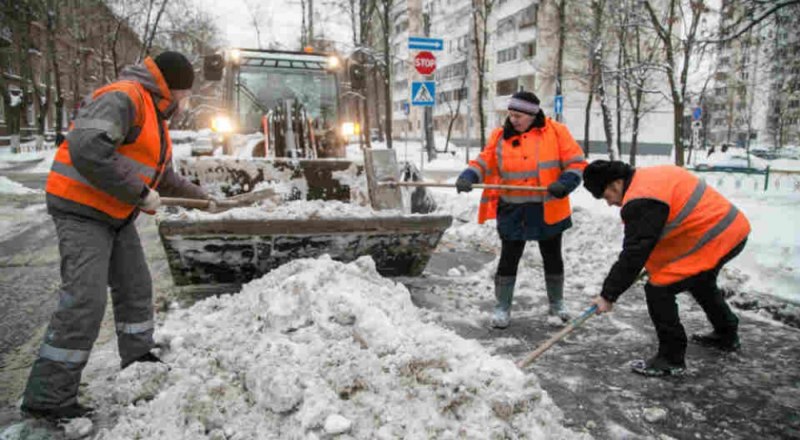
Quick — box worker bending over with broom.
[455,91,587,328]
[583,160,750,377]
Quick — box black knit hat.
[583,160,633,198]
[508,91,541,115]
[154,51,194,90]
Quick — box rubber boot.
[546,274,571,323]
[492,275,516,329]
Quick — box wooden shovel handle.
[516,304,598,369]
[160,197,211,209]
[381,181,547,192]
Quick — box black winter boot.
[21,402,95,421]
[121,351,164,370]
[691,331,741,352]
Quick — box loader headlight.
[341,122,360,137]
[327,55,341,70]
[211,115,234,133]
[229,49,241,64]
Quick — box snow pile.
[167,199,407,221]
[93,256,586,440]
[0,176,40,195]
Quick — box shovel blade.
[364,149,404,211]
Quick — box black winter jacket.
[599,172,670,302]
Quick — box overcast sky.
[193,0,353,51]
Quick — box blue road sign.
[408,36,444,51]
[411,81,436,106]
[402,101,410,115]
[554,95,563,115]
[693,107,702,121]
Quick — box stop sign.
[414,51,437,75]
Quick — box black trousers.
[645,239,747,365]
[496,233,564,278]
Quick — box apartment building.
[707,0,800,149]
[389,0,674,153]
[0,0,142,145]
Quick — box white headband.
[508,97,540,115]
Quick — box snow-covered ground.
[1,131,798,439]
[361,136,800,306]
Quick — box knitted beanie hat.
[154,51,195,90]
[583,160,633,198]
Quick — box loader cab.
[203,48,347,158]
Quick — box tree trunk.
[371,67,384,142]
[582,82,594,157]
[382,3,393,149]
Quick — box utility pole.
[555,0,566,122]
[423,5,436,160]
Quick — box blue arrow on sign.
[409,36,444,51]
[411,81,436,106]
[692,107,702,121]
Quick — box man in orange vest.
[456,91,587,328]
[21,51,212,420]
[583,160,750,377]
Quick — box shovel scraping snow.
[516,304,598,368]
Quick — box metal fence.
[692,167,800,192]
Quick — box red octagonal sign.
[414,51,437,75]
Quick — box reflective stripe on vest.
[623,166,751,286]
[45,81,170,219]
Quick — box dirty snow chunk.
[0,176,40,194]
[62,418,93,439]
[111,362,169,405]
[546,315,565,327]
[644,407,668,423]
[447,267,461,277]
[323,414,352,435]
[94,255,588,440]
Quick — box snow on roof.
[91,256,588,439]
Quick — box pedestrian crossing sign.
[411,81,435,106]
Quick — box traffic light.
[350,63,366,90]
[204,54,224,81]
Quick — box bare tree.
[376,0,395,148]
[643,0,711,166]
[614,0,661,166]
[470,0,495,148]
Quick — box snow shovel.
[161,188,279,212]
[364,148,405,210]
[516,304,598,368]
[380,181,548,192]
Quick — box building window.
[497,47,517,64]
[497,17,515,37]
[496,78,518,96]
[519,74,535,91]
[519,4,538,28]
[520,41,536,59]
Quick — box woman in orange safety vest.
[455,91,587,329]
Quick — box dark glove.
[547,181,569,199]
[456,177,474,193]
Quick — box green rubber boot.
[546,274,571,323]
[492,275,516,329]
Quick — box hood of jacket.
[118,57,177,119]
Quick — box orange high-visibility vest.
[46,58,172,219]
[623,165,751,286]
[471,118,586,224]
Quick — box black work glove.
[547,181,569,199]
[456,177,474,193]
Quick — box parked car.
[693,151,768,172]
